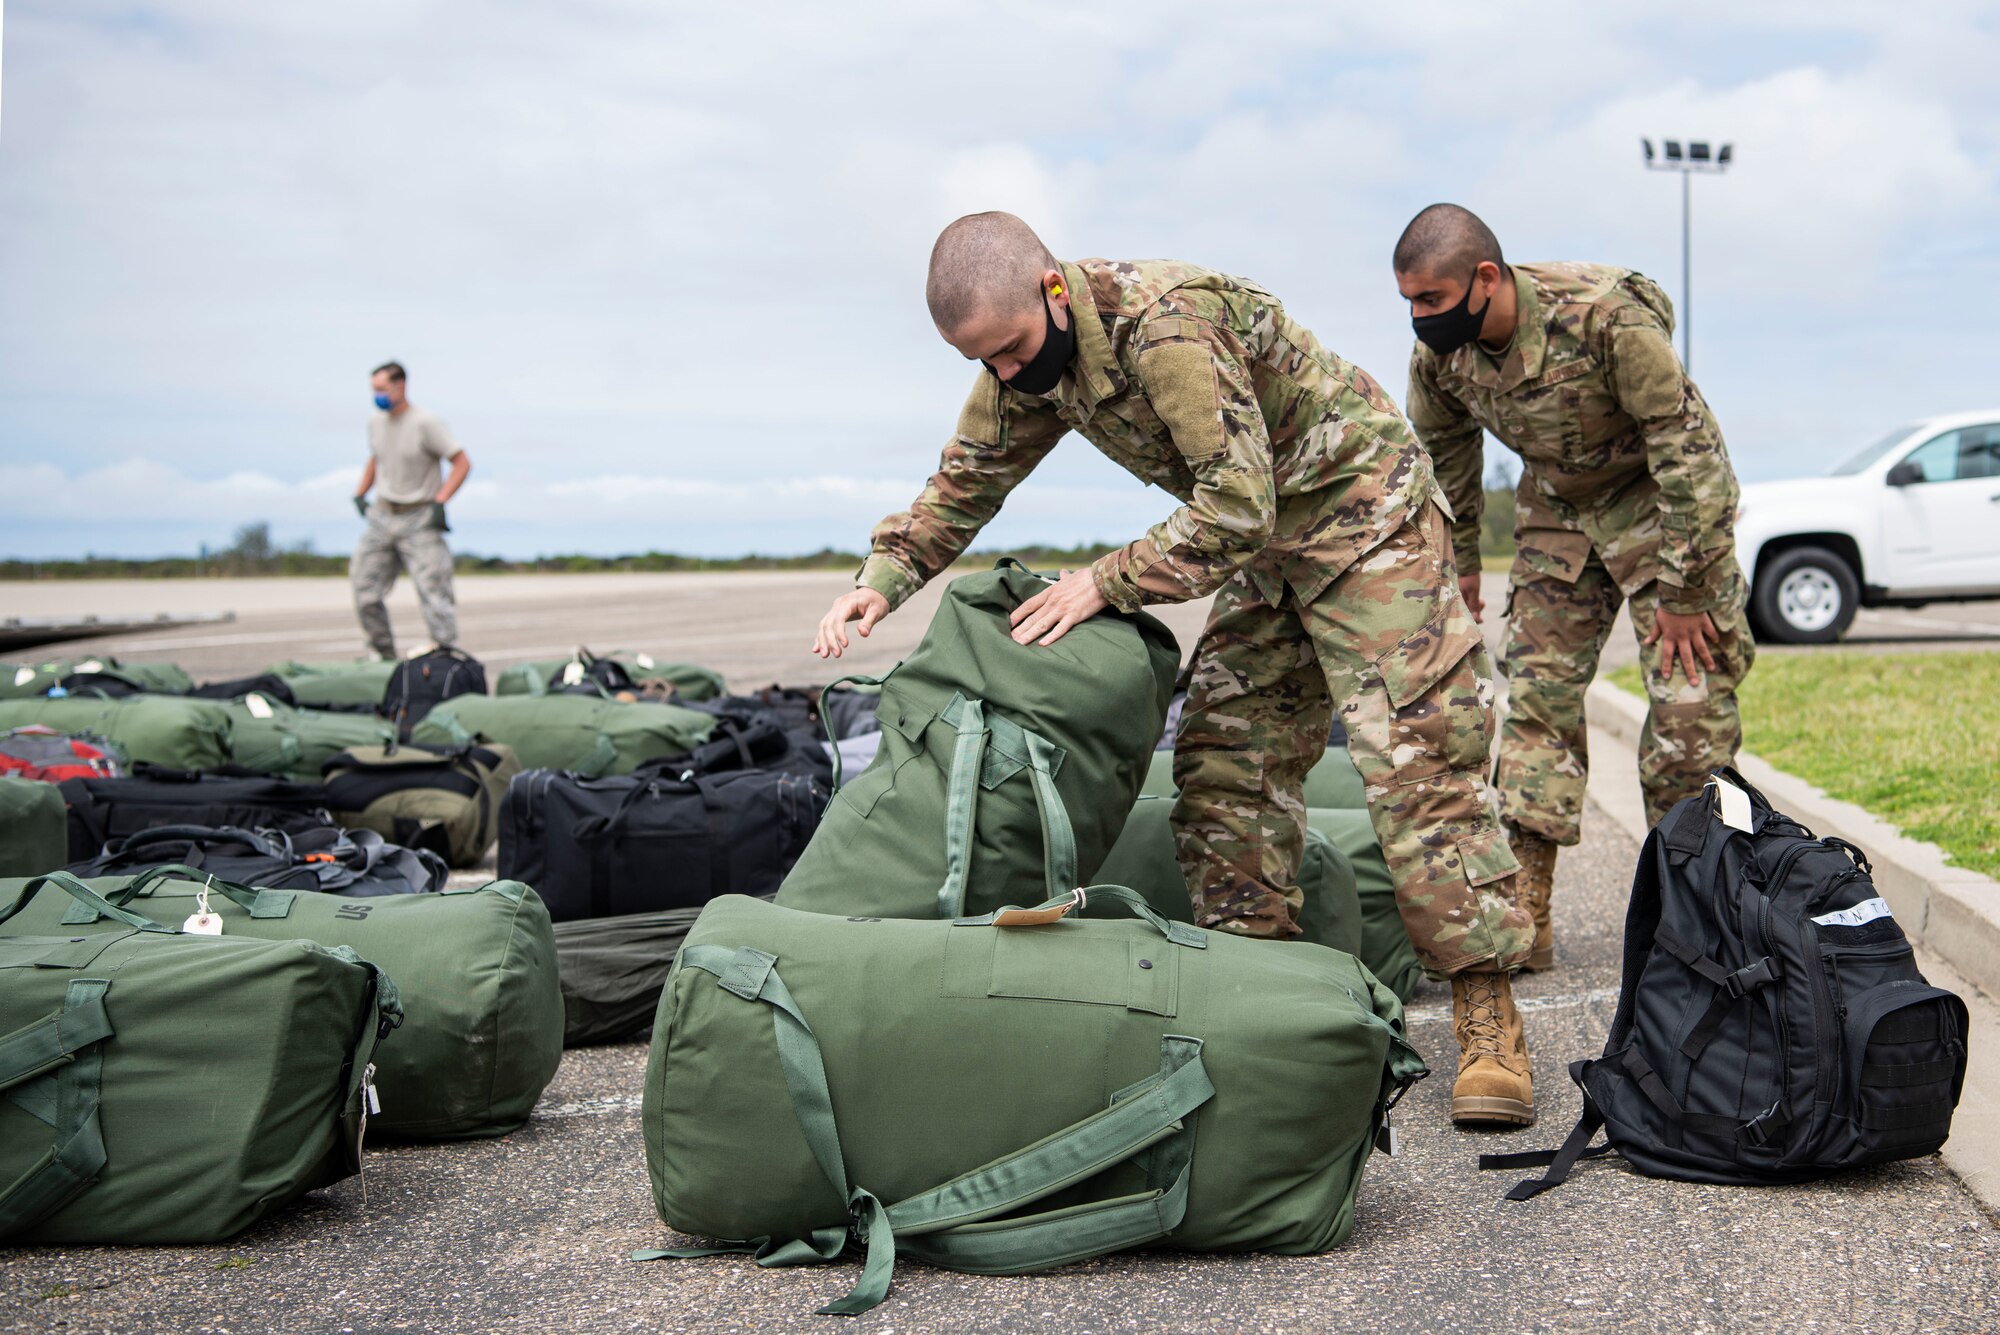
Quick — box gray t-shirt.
[368,406,460,504]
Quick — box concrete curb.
[1585,678,2000,999]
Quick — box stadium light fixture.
[1642,136,1734,372]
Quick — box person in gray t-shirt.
[350,361,473,658]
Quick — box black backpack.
[383,646,487,740]
[1488,769,1969,1199]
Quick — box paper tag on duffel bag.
[244,692,276,719]
[182,885,224,935]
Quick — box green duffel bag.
[552,905,707,1046]
[777,562,1179,920]
[497,649,726,702]
[1141,744,1368,810]
[224,692,398,781]
[0,868,562,1140]
[0,661,66,698]
[0,694,230,771]
[1307,807,1421,1002]
[266,658,399,709]
[322,741,521,868]
[55,658,196,696]
[0,873,400,1243]
[639,891,1426,1315]
[1089,795,1362,954]
[0,776,67,877]
[412,694,714,778]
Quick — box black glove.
[430,502,450,533]
[353,495,370,519]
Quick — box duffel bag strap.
[636,945,1214,1317]
[5,872,179,934]
[957,885,1209,950]
[60,865,296,924]
[0,979,115,1238]
[933,697,1078,918]
[814,669,896,792]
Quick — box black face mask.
[985,287,1076,395]
[1411,270,1494,356]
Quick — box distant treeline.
[3,490,1520,580]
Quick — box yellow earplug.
[1051,283,1064,296]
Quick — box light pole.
[1641,138,1732,373]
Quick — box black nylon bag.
[58,765,335,862]
[661,714,830,783]
[1488,769,1969,1199]
[187,673,301,706]
[497,766,826,922]
[383,646,487,740]
[67,822,448,898]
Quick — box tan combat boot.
[1451,969,1535,1126]
[1510,829,1559,972]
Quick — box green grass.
[1608,654,2000,878]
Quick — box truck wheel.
[1752,546,1858,644]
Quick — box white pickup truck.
[1735,410,2000,643]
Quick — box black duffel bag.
[383,645,487,740]
[497,762,827,922]
[66,822,448,897]
[58,764,335,862]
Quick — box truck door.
[1880,423,2000,592]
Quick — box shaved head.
[927,212,1059,334]
[1393,203,1504,279]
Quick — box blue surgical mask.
[373,392,394,410]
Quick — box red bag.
[0,725,121,782]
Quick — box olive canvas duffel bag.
[776,561,1179,920]
[0,868,561,1140]
[265,658,401,710]
[497,648,725,703]
[0,775,67,877]
[224,692,398,781]
[0,873,401,1243]
[412,693,714,777]
[0,694,232,772]
[640,891,1425,1315]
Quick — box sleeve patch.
[954,373,1002,447]
[1137,340,1225,461]
[1611,322,1687,421]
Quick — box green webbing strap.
[4,873,177,935]
[64,865,296,923]
[640,947,1215,1316]
[813,670,894,794]
[933,697,1077,917]
[934,699,990,919]
[0,979,114,1239]
[954,886,1208,950]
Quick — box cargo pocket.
[1845,982,1967,1161]
[1454,827,1519,892]
[1510,528,1594,589]
[833,705,936,820]
[1371,609,1486,784]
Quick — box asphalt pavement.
[3,573,1998,1333]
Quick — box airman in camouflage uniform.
[817,213,1539,1125]
[1396,204,1753,975]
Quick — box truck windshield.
[1828,425,1920,476]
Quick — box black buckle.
[1724,956,1780,999]
[1741,1102,1788,1148]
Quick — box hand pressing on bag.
[814,588,889,660]
[1010,568,1108,647]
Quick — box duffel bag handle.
[89,864,296,920]
[0,978,116,1239]
[814,669,897,792]
[933,697,1076,918]
[960,885,1209,950]
[1,872,178,934]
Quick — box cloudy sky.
[2,2,1996,560]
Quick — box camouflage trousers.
[1171,501,1532,978]
[1498,551,1754,844]
[352,503,457,659]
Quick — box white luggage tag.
[243,692,276,719]
[182,880,224,935]
[1708,775,1754,833]
[561,661,586,685]
[76,659,104,674]
[13,667,34,687]
[635,653,656,669]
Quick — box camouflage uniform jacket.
[1405,262,1738,615]
[859,259,1435,615]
